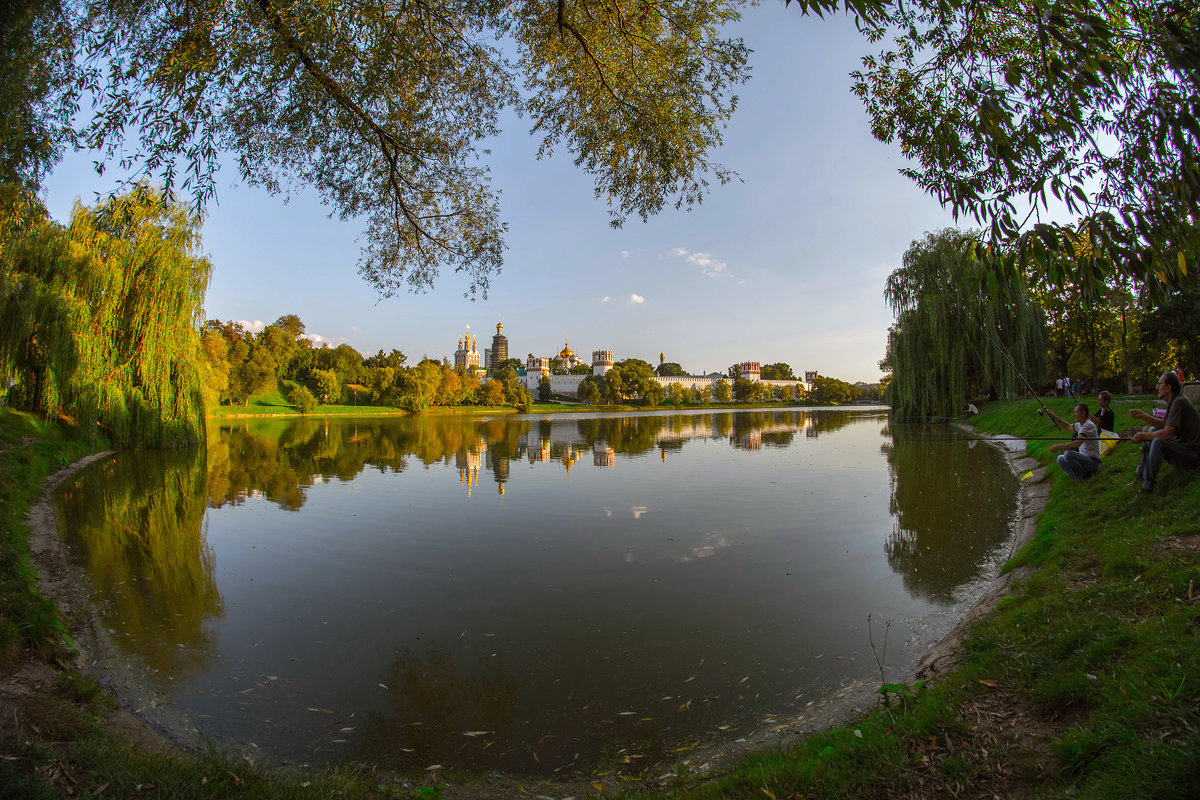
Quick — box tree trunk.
[1121,302,1133,394]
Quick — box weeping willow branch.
[883,228,1047,419]
[0,188,211,447]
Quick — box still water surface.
[56,408,1017,774]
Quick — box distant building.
[554,339,583,371]
[592,350,614,376]
[453,327,481,372]
[489,320,508,372]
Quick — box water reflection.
[54,409,1018,774]
[881,424,1018,603]
[362,647,519,770]
[207,409,869,510]
[56,447,220,678]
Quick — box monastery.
[451,321,815,399]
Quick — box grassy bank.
[3,398,1197,798]
[207,391,872,420]
[0,409,98,661]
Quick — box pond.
[55,408,1017,775]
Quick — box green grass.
[4,397,1199,798]
[0,408,99,663]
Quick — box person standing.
[1044,403,1102,480]
[1129,372,1200,494]
[1055,377,1064,397]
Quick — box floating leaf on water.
[307,708,334,714]
[617,711,636,716]
[339,727,355,733]
[641,717,653,721]
[426,765,442,771]
[463,731,490,737]
[684,675,696,683]
[737,676,749,684]
[378,683,389,690]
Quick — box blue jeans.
[1137,438,1200,490]
[1057,450,1100,480]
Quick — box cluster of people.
[1044,373,1200,494]
[1053,376,1082,398]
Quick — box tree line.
[881,228,1197,419]
[202,319,534,414]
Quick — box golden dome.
[560,339,574,359]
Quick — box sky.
[41,6,962,384]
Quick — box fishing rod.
[933,434,1133,442]
[961,309,1055,420]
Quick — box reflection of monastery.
[452,321,816,398]
[453,412,845,497]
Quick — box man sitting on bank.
[1044,403,1102,480]
[1129,372,1200,494]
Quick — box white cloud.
[668,247,729,279]
[303,333,343,348]
[601,296,611,304]
[237,319,266,333]
[629,294,645,304]
[620,250,630,258]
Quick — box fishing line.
[959,305,1054,421]
[930,434,1133,442]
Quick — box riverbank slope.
[2,399,1198,798]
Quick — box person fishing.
[1041,402,1102,480]
[1128,372,1200,495]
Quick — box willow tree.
[0,188,211,447]
[883,229,1046,419]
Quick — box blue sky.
[42,7,961,383]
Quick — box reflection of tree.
[206,410,884,510]
[576,416,666,455]
[881,425,1016,604]
[805,410,862,436]
[360,647,518,769]
[55,447,220,679]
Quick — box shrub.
[289,385,317,414]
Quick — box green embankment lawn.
[3,397,1198,798]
